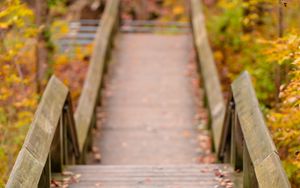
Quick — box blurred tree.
[35,0,50,93]
[132,0,147,19]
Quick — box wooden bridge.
[6,0,291,188]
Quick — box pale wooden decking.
[95,33,201,165]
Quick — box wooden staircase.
[6,1,291,188]
[53,164,241,188]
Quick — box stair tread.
[52,164,242,188]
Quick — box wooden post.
[218,97,234,162]
[243,144,258,188]
[38,155,51,188]
[50,115,64,172]
[231,111,243,170]
[62,109,70,165]
[223,108,232,163]
[232,71,290,188]
[64,98,80,164]
[230,108,237,167]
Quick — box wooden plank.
[231,71,290,188]
[74,0,120,153]
[53,164,240,188]
[255,152,290,188]
[190,0,225,151]
[232,72,276,164]
[6,76,69,188]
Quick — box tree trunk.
[35,0,49,93]
[274,1,285,107]
[133,0,147,20]
[66,0,91,21]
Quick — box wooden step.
[52,164,242,188]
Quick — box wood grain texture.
[53,164,241,188]
[74,0,120,152]
[190,0,225,152]
[97,34,200,165]
[232,71,290,188]
[6,76,69,188]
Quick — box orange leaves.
[213,51,224,63]
[121,0,188,22]
[262,34,300,66]
[265,34,300,185]
[53,47,91,106]
[172,5,184,16]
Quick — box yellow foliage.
[0,0,37,185]
[205,0,300,186]
[173,5,184,15]
[261,34,300,186]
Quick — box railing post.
[5,76,82,187]
[79,110,96,164]
[243,143,259,188]
[50,114,64,172]
[64,97,80,164]
[38,155,51,188]
[88,110,97,151]
[222,109,231,163]
[230,110,243,170]
[230,107,237,167]
[218,98,234,163]
[62,107,69,164]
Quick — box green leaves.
[48,0,65,7]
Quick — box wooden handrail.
[190,0,225,152]
[190,0,290,186]
[218,71,290,188]
[74,0,120,158]
[6,76,79,188]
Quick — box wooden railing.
[6,77,79,187]
[6,0,120,187]
[74,0,120,162]
[190,0,225,152]
[190,0,291,187]
[218,72,290,188]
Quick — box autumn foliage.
[0,0,91,185]
[205,0,300,186]
[0,1,37,184]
